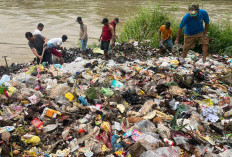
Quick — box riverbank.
[1,0,232,65]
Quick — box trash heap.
[0,43,232,157]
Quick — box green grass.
[119,5,232,56]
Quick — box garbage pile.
[0,43,232,157]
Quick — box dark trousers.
[36,48,52,64]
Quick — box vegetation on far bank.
[119,5,232,56]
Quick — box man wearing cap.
[99,18,115,60]
[175,4,210,62]
[110,18,119,46]
[76,17,88,55]
[47,35,68,64]
[158,22,173,53]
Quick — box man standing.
[175,4,210,62]
[25,32,52,64]
[47,35,67,64]
[158,22,173,53]
[33,23,44,36]
[110,18,119,46]
[76,17,88,55]
[99,18,114,60]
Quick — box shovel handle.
[39,46,47,64]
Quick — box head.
[165,22,171,29]
[37,23,44,31]
[62,35,68,42]
[188,4,199,17]
[25,32,34,42]
[114,18,119,24]
[101,18,109,26]
[76,17,83,24]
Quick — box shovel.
[39,45,47,64]
[160,41,170,53]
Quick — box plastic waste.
[78,96,89,106]
[86,88,97,100]
[21,135,41,145]
[43,124,58,133]
[111,80,124,88]
[0,126,15,134]
[65,92,74,102]
[138,100,154,116]
[140,147,181,157]
[41,107,61,118]
[135,120,156,133]
[49,84,70,99]
[0,74,10,85]
[224,109,232,117]
[99,87,114,97]
[31,118,44,130]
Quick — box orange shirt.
[159,25,172,40]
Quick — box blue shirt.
[179,9,210,35]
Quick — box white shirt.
[47,38,62,48]
[33,29,42,36]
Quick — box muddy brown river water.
[0,0,231,65]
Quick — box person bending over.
[47,35,68,64]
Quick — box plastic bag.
[78,96,89,106]
[135,120,156,133]
[138,100,154,116]
[65,92,74,102]
[0,74,10,85]
[139,133,162,150]
[86,88,97,100]
[21,135,41,145]
[111,80,124,88]
[49,84,70,99]
[99,87,114,97]
[13,72,36,86]
[140,147,181,157]
[43,124,58,133]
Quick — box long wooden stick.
[176,44,180,58]
[39,46,46,64]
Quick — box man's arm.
[110,25,115,44]
[175,28,182,44]
[110,25,115,37]
[158,32,161,42]
[204,23,209,35]
[31,48,42,60]
[44,37,47,47]
[82,25,87,40]
[99,27,103,42]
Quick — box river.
[0,0,231,65]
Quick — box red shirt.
[110,20,116,32]
[102,25,112,41]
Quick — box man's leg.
[81,39,86,55]
[59,57,65,64]
[199,34,209,62]
[183,34,195,58]
[104,41,110,60]
[44,49,52,64]
[167,39,173,52]
[202,44,208,62]
[50,48,64,64]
